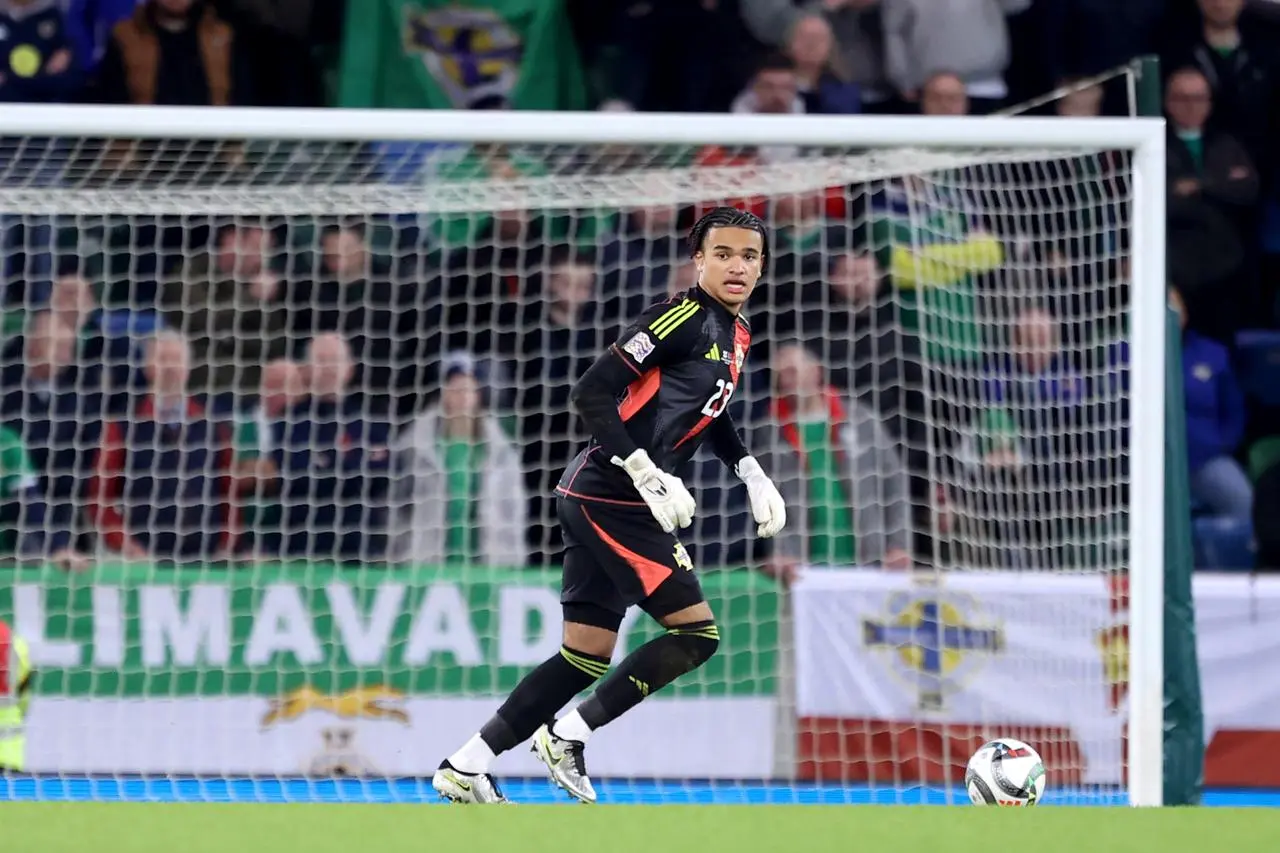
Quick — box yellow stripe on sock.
[560,647,609,678]
[649,301,700,340]
[668,625,719,640]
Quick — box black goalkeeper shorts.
[557,495,705,625]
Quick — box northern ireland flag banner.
[792,569,1280,788]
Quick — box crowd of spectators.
[0,0,1276,573]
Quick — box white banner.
[793,570,1280,786]
[25,697,776,779]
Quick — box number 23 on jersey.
[701,379,735,418]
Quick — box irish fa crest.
[673,542,694,572]
[402,5,522,110]
[862,590,1003,711]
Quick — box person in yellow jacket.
[0,619,32,773]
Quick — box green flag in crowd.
[340,0,588,111]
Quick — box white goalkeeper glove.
[612,449,696,533]
[736,456,787,538]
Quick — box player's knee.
[666,620,720,669]
[563,603,622,658]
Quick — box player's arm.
[570,301,704,460]
[710,409,787,539]
[707,412,750,469]
[569,346,645,463]
[570,303,703,532]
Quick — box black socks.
[577,621,720,731]
[479,645,610,754]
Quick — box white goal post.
[0,104,1166,806]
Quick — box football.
[965,738,1047,806]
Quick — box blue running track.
[1,776,1277,806]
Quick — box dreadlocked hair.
[686,206,769,261]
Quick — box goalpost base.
[1162,305,1206,807]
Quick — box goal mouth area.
[0,105,1170,806]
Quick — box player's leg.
[525,605,620,804]
[433,502,624,803]
[550,584,717,757]
[537,513,717,802]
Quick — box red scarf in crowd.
[772,387,849,472]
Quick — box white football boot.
[531,723,597,804]
[432,761,510,804]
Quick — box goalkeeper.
[433,207,787,804]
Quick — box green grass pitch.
[5,804,1279,853]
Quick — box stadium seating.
[1232,330,1280,408]
[1192,515,1255,571]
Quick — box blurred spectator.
[96,0,254,105]
[1165,66,1260,339]
[425,147,539,255]
[49,272,97,333]
[867,174,1004,366]
[727,53,805,163]
[162,220,288,396]
[1171,286,1253,523]
[786,13,861,114]
[751,342,912,572]
[51,272,137,412]
[771,188,832,263]
[0,0,84,103]
[881,0,1031,114]
[65,0,141,75]
[0,311,96,570]
[87,332,238,563]
[733,51,803,116]
[0,424,45,558]
[300,221,409,406]
[740,0,892,112]
[1163,0,1275,166]
[231,357,304,507]
[267,333,394,562]
[762,248,930,491]
[508,249,614,559]
[599,204,685,322]
[966,304,1109,569]
[394,352,527,567]
[920,70,970,115]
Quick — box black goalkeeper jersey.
[556,286,752,506]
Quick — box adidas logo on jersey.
[705,344,732,365]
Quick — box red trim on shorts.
[563,446,599,493]
[555,487,645,507]
[580,505,672,595]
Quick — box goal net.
[0,108,1165,806]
